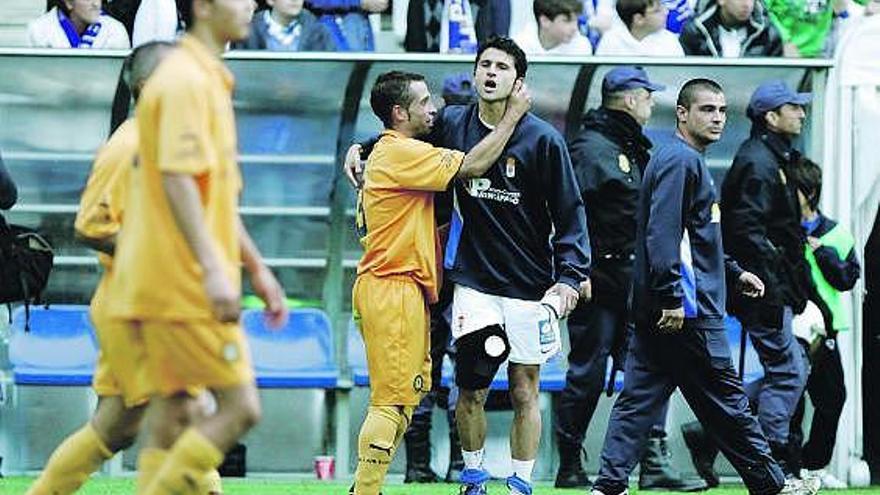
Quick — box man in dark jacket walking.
[719,79,814,477]
[680,0,783,57]
[555,66,705,492]
[591,77,814,495]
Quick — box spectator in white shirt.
[514,0,593,55]
[28,0,130,49]
[132,0,181,46]
[595,0,684,56]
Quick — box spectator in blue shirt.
[307,0,387,51]
[234,0,336,51]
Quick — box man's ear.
[675,104,688,124]
[390,104,408,124]
[631,12,643,27]
[624,92,637,111]
[537,14,551,28]
[765,110,780,128]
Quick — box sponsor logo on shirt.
[465,178,521,205]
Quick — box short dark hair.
[475,36,528,80]
[616,0,658,28]
[791,157,823,210]
[677,78,724,109]
[369,71,426,128]
[533,0,583,22]
[123,41,175,101]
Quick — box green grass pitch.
[2,478,880,495]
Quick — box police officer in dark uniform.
[720,80,814,477]
[556,66,704,492]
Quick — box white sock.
[462,448,484,470]
[511,458,535,483]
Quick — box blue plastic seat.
[242,308,338,389]
[8,305,98,386]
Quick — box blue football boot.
[506,474,533,495]
[459,468,490,495]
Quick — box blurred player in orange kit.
[106,0,288,493]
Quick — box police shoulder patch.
[618,154,631,174]
[711,203,721,223]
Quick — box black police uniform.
[721,126,812,466]
[555,107,654,467]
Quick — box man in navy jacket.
[591,79,815,495]
[558,66,705,492]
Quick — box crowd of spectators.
[23,0,880,57]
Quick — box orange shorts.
[353,272,431,406]
[90,280,152,407]
[129,318,254,397]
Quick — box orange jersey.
[74,118,136,270]
[355,130,463,303]
[109,34,242,321]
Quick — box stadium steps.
[0,0,42,47]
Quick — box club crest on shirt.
[505,156,516,178]
[413,374,425,393]
[618,154,631,174]
[222,341,240,362]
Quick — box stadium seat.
[8,305,98,386]
[242,308,339,389]
[4,305,99,472]
[241,308,343,473]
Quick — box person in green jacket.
[765,0,879,57]
[788,157,860,487]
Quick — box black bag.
[218,443,246,477]
[0,216,53,327]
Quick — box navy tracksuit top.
[429,104,592,301]
[632,134,742,330]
